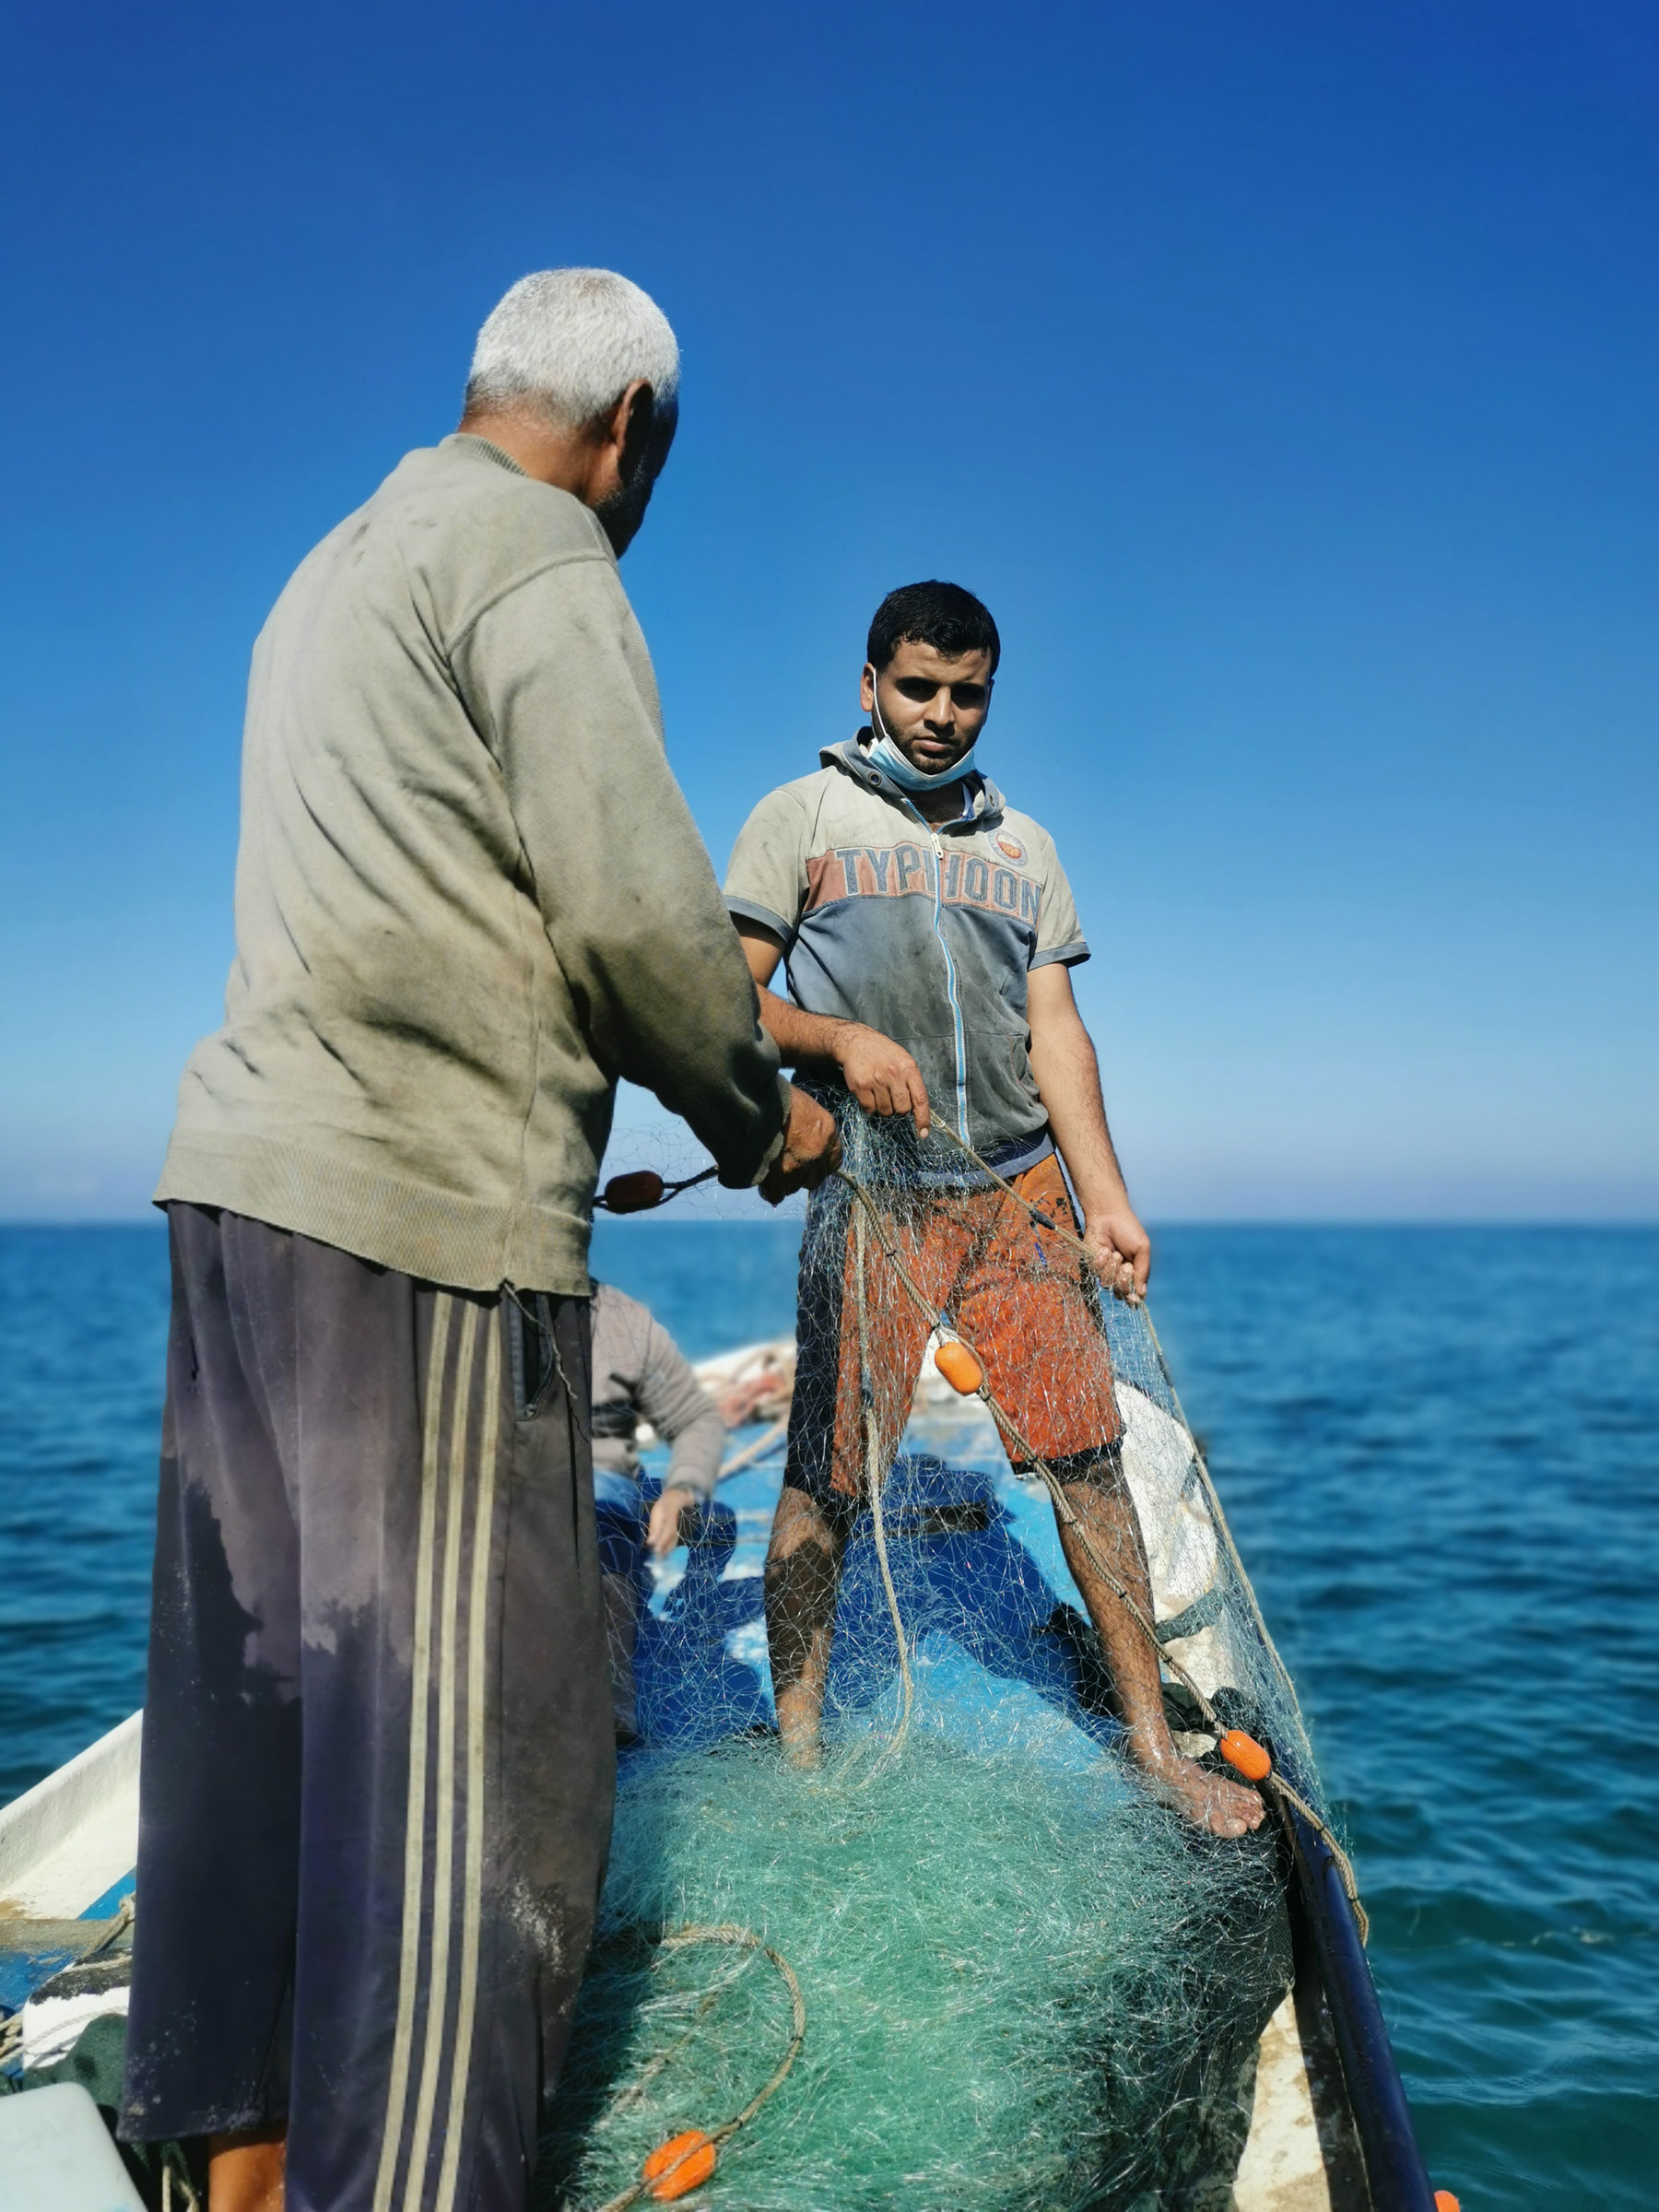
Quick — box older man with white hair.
[118,269,839,2212]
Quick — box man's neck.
[456,409,607,501]
[911,782,968,826]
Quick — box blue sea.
[1,1220,1654,2209]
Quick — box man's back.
[161,432,783,1293]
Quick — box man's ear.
[860,662,877,712]
[610,379,658,487]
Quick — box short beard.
[592,470,655,555]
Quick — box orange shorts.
[786,1153,1123,1504]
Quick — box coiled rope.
[589,1924,807,2211]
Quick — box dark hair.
[866,581,1001,676]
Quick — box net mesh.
[541,1101,1323,2211]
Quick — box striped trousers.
[119,1205,615,2211]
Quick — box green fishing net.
[542,1106,1318,2211]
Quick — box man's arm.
[735,920,933,1137]
[453,560,835,1195]
[1025,962,1151,1300]
[631,1311,727,1556]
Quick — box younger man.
[724,582,1262,1837]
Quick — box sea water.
[0,1219,1653,2210]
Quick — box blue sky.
[2,1,1653,1220]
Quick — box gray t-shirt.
[724,735,1088,1173]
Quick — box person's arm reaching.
[1025,961,1150,1300]
[453,554,837,1197]
[735,920,932,1137]
[630,1312,727,1556]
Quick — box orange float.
[1218,1729,1273,1783]
[643,2127,718,2200]
[1432,2194,1461,2212]
[603,1170,666,1215]
[933,1337,984,1395]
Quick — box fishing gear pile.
[541,1104,1329,2211]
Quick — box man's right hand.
[833,1025,932,1138]
[759,1084,842,1205]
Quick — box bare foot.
[777,1721,824,1772]
[1136,1747,1265,1838]
[773,1667,830,1771]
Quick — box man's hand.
[646,1484,696,1558]
[759,1083,842,1205]
[834,1025,931,1136]
[1083,1204,1151,1304]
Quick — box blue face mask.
[867,690,981,794]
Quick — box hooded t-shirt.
[724,734,1089,1177]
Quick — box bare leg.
[1057,1475,1265,1839]
[208,2124,286,2211]
[764,1485,848,1764]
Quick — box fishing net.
[543,1100,1324,2211]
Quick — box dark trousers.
[119,1206,615,2212]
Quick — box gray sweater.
[590,1283,725,1501]
[158,436,785,1294]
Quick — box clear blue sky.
[2,1,1653,1220]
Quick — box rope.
[927,1122,1111,1279]
[594,1166,720,1212]
[161,2152,203,2212]
[79,1893,135,1958]
[852,1196,915,1773]
[718,1415,789,1479]
[589,1924,806,2212]
[1266,1772,1370,1945]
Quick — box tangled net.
[543,1104,1323,2211]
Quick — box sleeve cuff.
[747,1073,794,1187]
[724,895,796,947]
[665,1439,724,1504]
[1030,939,1090,970]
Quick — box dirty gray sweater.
[157,435,785,1293]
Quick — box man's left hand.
[646,1485,697,1558]
[1084,1207,1151,1304]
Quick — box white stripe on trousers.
[372,1295,503,2212]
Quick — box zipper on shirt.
[898,799,971,1146]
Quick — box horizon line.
[4,1214,1656,1234]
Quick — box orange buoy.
[1218,1729,1273,1783]
[603,1170,666,1215]
[933,1337,984,1395]
[643,2129,717,2200]
[1432,2194,1461,2212]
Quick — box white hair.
[464,268,679,431]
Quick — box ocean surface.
[1,1219,1653,2209]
